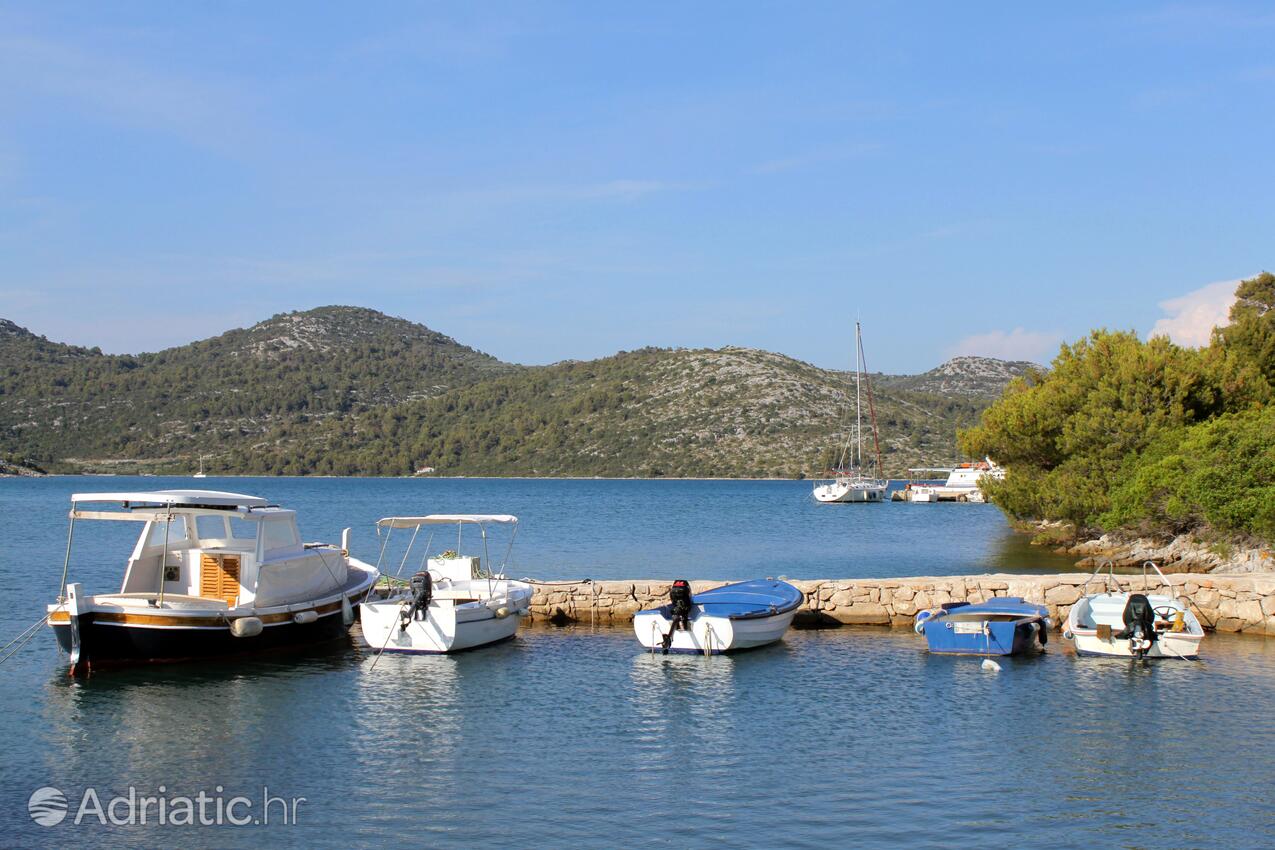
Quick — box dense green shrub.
[961,273,1274,541]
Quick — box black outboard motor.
[400,571,433,632]
[661,579,694,655]
[1115,593,1157,657]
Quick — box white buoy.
[981,658,1002,672]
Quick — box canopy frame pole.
[414,531,437,575]
[374,524,393,573]
[396,524,421,579]
[57,514,77,603]
[157,508,172,608]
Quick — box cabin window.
[230,518,258,540]
[261,519,299,553]
[146,517,188,548]
[196,515,228,541]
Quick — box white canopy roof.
[376,514,518,529]
[70,490,269,508]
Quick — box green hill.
[0,308,1031,477]
[0,307,512,468]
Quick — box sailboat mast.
[857,323,884,478]
[854,323,863,470]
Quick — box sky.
[1,2,1272,373]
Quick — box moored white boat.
[1064,561,1205,659]
[813,321,887,504]
[359,514,532,654]
[633,579,802,654]
[46,490,379,674]
[895,459,1003,503]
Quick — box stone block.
[1044,584,1081,605]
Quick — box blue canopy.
[936,597,1048,619]
[692,579,804,620]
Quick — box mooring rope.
[0,606,61,667]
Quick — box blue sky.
[1,2,1272,373]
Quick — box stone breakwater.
[527,573,1275,636]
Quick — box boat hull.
[633,609,796,654]
[919,619,1045,656]
[812,482,887,503]
[50,610,350,666]
[1069,631,1202,659]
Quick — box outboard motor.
[661,579,694,655]
[400,571,433,632]
[1115,593,1157,658]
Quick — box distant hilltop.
[0,306,1034,478]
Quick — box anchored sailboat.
[813,321,888,503]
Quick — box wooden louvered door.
[199,554,241,606]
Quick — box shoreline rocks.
[1026,521,1274,574]
[526,573,1275,636]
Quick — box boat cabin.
[68,490,346,610]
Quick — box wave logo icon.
[28,787,68,827]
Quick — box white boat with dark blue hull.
[45,491,379,675]
[634,579,803,655]
[914,598,1050,656]
[359,515,533,655]
[1064,561,1205,660]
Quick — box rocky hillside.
[0,310,1032,477]
[878,356,1041,398]
[0,307,513,466]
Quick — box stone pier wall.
[527,573,1275,636]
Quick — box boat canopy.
[692,580,804,619]
[70,490,269,508]
[376,514,518,529]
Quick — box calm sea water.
[1,477,1271,848]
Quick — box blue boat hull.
[921,619,1044,656]
[916,598,1050,657]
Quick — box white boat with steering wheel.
[1064,560,1205,660]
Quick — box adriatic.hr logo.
[26,785,305,827]
[27,787,68,826]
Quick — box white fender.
[293,610,318,625]
[231,617,264,638]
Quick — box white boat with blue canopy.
[634,579,803,655]
[45,490,379,674]
[359,514,533,655]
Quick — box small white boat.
[813,321,888,503]
[895,459,1004,502]
[1064,561,1205,659]
[634,579,802,654]
[193,455,207,479]
[46,490,379,674]
[359,514,533,654]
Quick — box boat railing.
[1079,559,1180,601]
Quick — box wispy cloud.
[751,143,881,175]
[948,328,1062,363]
[1148,277,1239,347]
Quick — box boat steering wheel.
[1152,605,1179,620]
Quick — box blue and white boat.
[634,579,803,655]
[913,597,1050,656]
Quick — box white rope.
[369,600,411,672]
[0,605,62,667]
